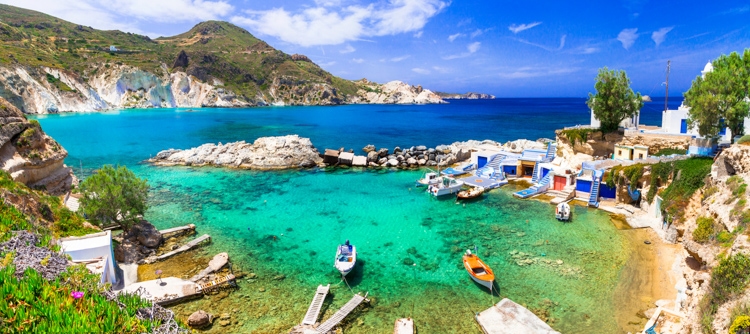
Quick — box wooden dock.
[144,234,211,263]
[315,293,367,333]
[302,284,330,325]
[159,224,196,237]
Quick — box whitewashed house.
[59,230,122,287]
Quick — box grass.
[651,158,714,221]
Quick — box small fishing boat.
[462,249,495,291]
[427,177,464,197]
[334,240,356,276]
[393,318,414,334]
[415,171,439,187]
[556,202,571,221]
[457,186,484,200]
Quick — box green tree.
[78,165,148,231]
[586,67,644,133]
[684,50,750,140]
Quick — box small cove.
[31,100,677,333]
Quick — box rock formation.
[187,310,212,328]
[355,80,446,104]
[149,135,324,170]
[438,92,496,99]
[114,220,163,264]
[0,97,75,194]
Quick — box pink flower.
[71,291,84,299]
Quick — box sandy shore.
[613,226,683,333]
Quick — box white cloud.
[352,58,365,63]
[448,33,463,42]
[340,45,356,54]
[470,29,487,39]
[414,31,423,38]
[318,61,337,67]
[443,42,481,60]
[499,66,579,79]
[508,22,542,34]
[107,0,233,23]
[617,28,639,50]
[233,0,448,46]
[390,55,411,62]
[651,26,674,47]
[412,68,431,74]
[432,66,450,73]
[581,47,600,54]
[514,35,566,52]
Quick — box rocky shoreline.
[148,135,549,170]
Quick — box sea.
[32,97,684,333]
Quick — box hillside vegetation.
[0,4,358,105]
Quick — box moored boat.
[415,171,439,187]
[393,318,414,334]
[556,202,571,221]
[462,249,495,291]
[427,177,464,197]
[457,186,484,200]
[334,240,357,276]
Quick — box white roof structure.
[60,230,121,287]
[701,61,713,78]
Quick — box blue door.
[680,119,687,133]
[541,168,550,178]
[477,156,487,169]
[720,119,726,135]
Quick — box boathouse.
[59,231,122,287]
[518,149,546,177]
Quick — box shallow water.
[30,101,657,333]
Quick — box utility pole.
[664,60,670,112]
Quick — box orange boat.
[463,249,495,291]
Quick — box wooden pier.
[315,293,367,334]
[144,234,211,264]
[159,224,196,237]
[302,284,330,325]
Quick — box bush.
[560,128,596,145]
[737,135,750,145]
[702,254,750,333]
[652,148,688,156]
[693,216,716,243]
[730,315,750,334]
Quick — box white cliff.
[356,80,446,104]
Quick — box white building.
[59,230,122,287]
[590,110,640,129]
[661,62,750,142]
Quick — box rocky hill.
[0,5,443,113]
[0,97,74,194]
[436,92,495,99]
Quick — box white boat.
[334,240,356,276]
[427,177,464,197]
[416,171,439,187]
[556,202,571,221]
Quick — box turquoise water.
[32,102,639,333]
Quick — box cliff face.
[679,144,750,333]
[0,97,75,194]
[354,80,445,104]
[439,92,496,99]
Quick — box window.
[618,150,622,156]
[639,153,643,159]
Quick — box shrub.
[652,148,688,156]
[560,128,595,145]
[730,315,750,334]
[693,216,716,243]
[737,135,750,145]
[712,253,750,304]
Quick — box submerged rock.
[187,310,212,328]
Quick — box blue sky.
[3,0,749,97]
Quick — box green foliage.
[661,158,714,221]
[586,67,643,133]
[45,73,74,92]
[15,127,36,148]
[560,128,596,145]
[728,176,748,197]
[651,148,687,156]
[701,254,750,333]
[604,164,644,188]
[684,50,750,140]
[693,216,717,243]
[0,263,160,333]
[738,135,750,145]
[79,165,148,231]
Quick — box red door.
[554,176,566,190]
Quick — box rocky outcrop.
[0,97,75,194]
[187,310,213,328]
[149,135,324,170]
[439,92,496,99]
[190,252,229,282]
[114,220,163,264]
[355,80,445,104]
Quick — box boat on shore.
[415,170,439,187]
[462,249,495,291]
[457,186,484,201]
[334,240,357,276]
[394,318,415,334]
[428,177,464,197]
[556,202,571,221]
